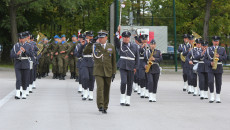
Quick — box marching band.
[10,28,227,113]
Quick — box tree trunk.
[203,0,213,41]
[9,0,18,44]
[137,0,140,25]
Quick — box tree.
[203,0,213,41]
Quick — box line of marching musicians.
[178,34,227,103]
[10,31,38,99]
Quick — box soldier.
[206,36,227,103]
[83,30,116,114]
[186,36,199,96]
[178,34,190,91]
[38,38,49,78]
[139,34,150,99]
[194,40,209,99]
[67,35,78,79]
[50,35,60,79]
[10,32,33,99]
[145,39,163,102]
[77,32,95,101]
[54,34,69,80]
[115,26,139,106]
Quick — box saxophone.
[212,47,219,70]
[145,49,154,73]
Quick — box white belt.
[198,61,204,63]
[83,55,93,58]
[120,56,135,61]
[217,62,222,64]
[193,60,198,62]
[139,57,144,60]
[17,57,29,60]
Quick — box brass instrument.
[212,47,219,70]
[36,32,46,56]
[180,52,186,62]
[192,30,202,48]
[145,49,155,73]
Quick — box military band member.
[10,32,33,99]
[139,34,149,98]
[30,35,39,89]
[84,30,116,114]
[115,26,139,106]
[186,36,199,96]
[206,36,227,103]
[194,40,209,99]
[25,31,38,94]
[77,32,95,101]
[145,39,163,102]
[74,36,83,94]
[178,34,190,91]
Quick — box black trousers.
[188,68,197,87]
[120,69,134,96]
[15,68,30,90]
[182,67,188,82]
[198,72,208,91]
[78,67,82,84]
[147,73,160,93]
[81,67,95,91]
[208,72,222,94]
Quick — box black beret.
[121,31,131,37]
[202,41,209,46]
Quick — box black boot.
[75,76,79,82]
[59,74,62,80]
[70,73,74,79]
[53,74,56,79]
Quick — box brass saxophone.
[180,53,186,62]
[145,49,154,73]
[212,47,219,70]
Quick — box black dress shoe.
[99,107,104,112]
[102,110,107,114]
[183,89,186,91]
[193,94,197,96]
[149,100,153,102]
[15,96,20,99]
[134,90,137,92]
[120,103,125,106]
[82,98,86,100]
[29,91,33,93]
[145,96,149,98]
[216,101,221,103]
[188,92,191,94]
[200,97,204,100]
[125,104,130,106]
[209,100,214,103]
[88,99,93,101]
[140,96,144,98]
